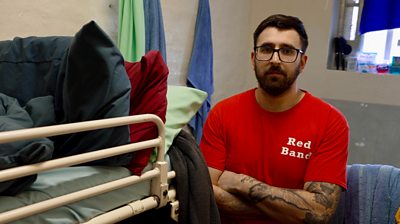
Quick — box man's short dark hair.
[253,14,309,52]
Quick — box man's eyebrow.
[280,43,297,49]
[257,42,297,49]
[256,42,274,48]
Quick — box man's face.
[251,27,307,96]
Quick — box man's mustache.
[265,66,285,75]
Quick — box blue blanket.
[0,21,132,195]
[330,164,400,224]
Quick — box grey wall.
[326,99,400,167]
[0,0,119,42]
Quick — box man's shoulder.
[303,91,339,110]
[216,89,255,107]
[303,91,348,123]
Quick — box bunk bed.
[0,21,219,224]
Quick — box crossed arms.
[210,168,343,224]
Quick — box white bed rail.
[0,114,176,223]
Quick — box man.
[200,14,349,224]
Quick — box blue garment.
[346,164,361,224]
[359,0,400,34]
[186,0,213,144]
[358,164,380,224]
[331,164,400,224]
[143,0,167,63]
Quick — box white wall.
[0,0,119,43]
[161,0,256,103]
[1,0,400,107]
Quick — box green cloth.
[118,0,146,62]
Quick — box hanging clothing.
[186,0,214,144]
[168,129,221,224]
[143,0,167,63]
[118,0,146,62]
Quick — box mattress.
[0,165,153,224]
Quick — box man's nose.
[270,51,281,63]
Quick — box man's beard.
[255,64,301,96]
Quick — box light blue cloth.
[186,0,213,144]
[379,165,400,224]
[143,0,167,63]
[346,164,360,224]
[358,164,380,224]
[331,164,400,224]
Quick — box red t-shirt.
[200,89,349,224]
[201,88,349,189]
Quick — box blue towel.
[346,164,361,224]
[359,0,400,34]
[358,164,380,224]
[186,0,213,144]
[385,165,400,224]
[143,0,167,63]
[332,164,400,224]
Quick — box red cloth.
[124,51,168,175]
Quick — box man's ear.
[300,54,308,72]
[251,51,256,69]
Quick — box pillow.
[52,21,132,167]
[148,85,207,163]
[164,85,207,153]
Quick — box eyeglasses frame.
[254,46,304,63]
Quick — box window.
[336,0,400,73]
[362,29,400,64]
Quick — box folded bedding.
[330,164,400,224]
[0,21,170,195]
[0,17,220,223]
[0,93,54,195]
[124,50,168,175]
[0,21,132,169]
[51,21,131,166]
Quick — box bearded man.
[200,14,349,224]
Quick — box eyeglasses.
[254,45,304,63]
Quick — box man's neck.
[255,87,305,112]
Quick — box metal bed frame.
[0,114,178,224]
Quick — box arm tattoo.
[248,183,268,203]
[247,182,313,213]
[305,182,341,209]
[240,176,256,184]
[304,182,342,223]
[243,177,342,223]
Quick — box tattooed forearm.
[221,173,342,223]
[248,183,268,203]
[247,182,313,213]
[241,178,342,223]
[305,182,341,209]
[240,176,256,184]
